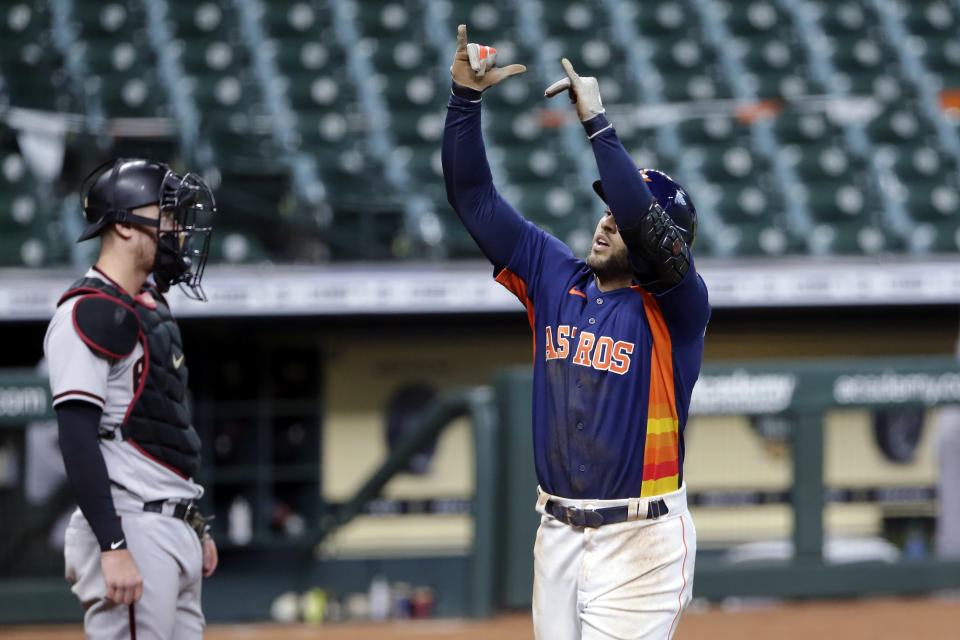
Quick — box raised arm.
[442,25,528,268]
[545,59,693,295]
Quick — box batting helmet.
[592,169,697,247]
[79,158,216,300]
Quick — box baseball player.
[43,158,218,639]
[443,26,710,639]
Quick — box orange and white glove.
[450,24,526,94]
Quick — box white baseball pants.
[532,485,696,640]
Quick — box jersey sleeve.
[43,301,110,409]
[585,115,657,235]
[495,218,584,309]
[652,260,711,344]
[443,92,526,269]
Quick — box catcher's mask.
[79,158,215,301]
[593,168,697,248]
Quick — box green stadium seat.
[208,230,269,264]
[166,0,232,38]
[828,36,895,76]
[267,39,342,75]
[257,0,330,38]
[539,1,600,36]
[696,145,770,183]
[295,109,351,149]
[803,178,872,222]
[891,145,958,180]
[676,116,750,148]
[722,0,787,37]
[460,2,521,45]
[0,2,73,111]
[815,1,871,37]
[633,0,688,39]
[725,221,801,257]
[711,177,785,226]
[900,1,957,36]
[909,219,960,254]
[809,216,906,255]
[71,1,135,39]
[773,112,841,145]
[897,178,960,222]
[97,73,169,118]
[787,144,864,183]
[282,71,349,112]
[0,142,55,267]
[917,35,960,88]
[390,108,445,146]
[865,106,936,145]
[483,75,542,110]
[494,142,568,183]
[739,36,815,99]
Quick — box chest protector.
[60,276,201,478]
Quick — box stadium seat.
[461,1,522,45]
[256,0,329,38]
[785,144,865,184]
[909,219,960,253]
[807,220,900,255]
[0,2,73,111]
[695,145,770,183]
[865,106,937,146]
[208,230,269,264]
[1,0,957,264]
[890,145,958,181]
[676,116,751,148]
[915,34,960,89]
[80,20,168,119]
[896,177,960,222]
[899,1,958,36]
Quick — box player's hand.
[202,535,218,578]
[100,549,143,605]
[450,24,526,92]
[544,58,606,121]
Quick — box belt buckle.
[182,502,197,522]
[564,505,603,528]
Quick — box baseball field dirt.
[2,595,959,639]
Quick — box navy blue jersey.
[443,93,710,499]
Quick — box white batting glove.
[450,24,526,93]
[544,58,606,122]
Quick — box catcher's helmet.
[592,169,697,247]
[79,158,172,241]
[78,158,216,300]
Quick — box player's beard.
[136,233,158,276]
[586,245,632,283]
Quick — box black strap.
[545,497,670,528]
[143,499,194,520]
[545,501,627,528]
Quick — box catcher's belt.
[143,499,212,540]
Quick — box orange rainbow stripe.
[636,288,680,497]
[496,268,536,358]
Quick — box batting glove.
[544,58,606,122]
[450,24,526,95]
